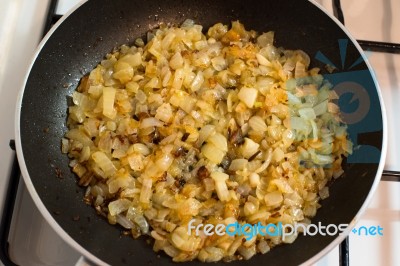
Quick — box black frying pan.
[15,0,386,265]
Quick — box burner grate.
[333,0,400,54]
[331,0,400,265]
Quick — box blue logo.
[351,225,383,236]
[315,39,382,163]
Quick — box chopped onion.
[257,239,270,254]
[61,138,70,153]
[313,100,328,116]
[248,116,267,132]
[198,247,224,262]
[238,87,258,108]
[133,143,150,156]
[190,71,204,92]
[127,207,150,234]
[244,202,257,216]
[207,133,228,152]
[181,19,195,28]
[229,159,248,171]
[140,117,163,128]
[328,102,340,113]
[249,173,260,187]
[241,138,260,159]
[169,52,184,70]
[299,107,316,120]
[102,86,116,119]
[256,53,270,66]
[116,214,134,229]
[128,153,144,171]
[156,153,174,171]
[64,20,352,262]
[197,125,216,146]
[238,245,256,260]
[264,191,283,207]
[172,68,185,90]
[272,147,284,163]
[161,32,176,49]
[271,179,294,193]
[202,143,225,164]
[210,172,230,202]
[155,103,173,123]
[92,151,116,178]
[257,31,274,47]
[108,199,131,216]
[211,56,227,71]
[140,178,153,203]
[171,226,201,252]
[289,117,310,134]
[120,52,142,67]
[319,186,330,200]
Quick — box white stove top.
[0,0,399,265]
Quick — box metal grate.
[333,0,400,54]
[1,0,399,265]
[331,0,400,265]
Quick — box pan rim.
[300,0,388,265]
[14,0,387,265]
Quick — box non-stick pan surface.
[16,0,385,265]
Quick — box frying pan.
[15,0,387,265]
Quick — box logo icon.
[315,39,382,163]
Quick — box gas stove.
[0,0,399,265]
